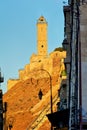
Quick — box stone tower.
[37,16,48,56]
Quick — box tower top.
[37,16,47,24]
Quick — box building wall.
[80,4,87,121]
[7,51,66,90]
[63,5,71,108]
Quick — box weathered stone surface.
[80,4,87,119]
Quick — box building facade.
[64,0,87,129]
[47,1,87,130]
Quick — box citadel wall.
[7,16,66,90]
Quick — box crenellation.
[7,79,20,90]
[19,69,25,80]
[24,64,30,75]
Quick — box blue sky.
[0,0,68,93]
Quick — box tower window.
[41,45,44,48]
[39,60,41,62]
[41,18,43,21]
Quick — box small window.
[62,84,66,88]
[41,45,44,48]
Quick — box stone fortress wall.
[7,16,66,90]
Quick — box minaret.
[37,16,48,56]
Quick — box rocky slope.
[3,73,61,130]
